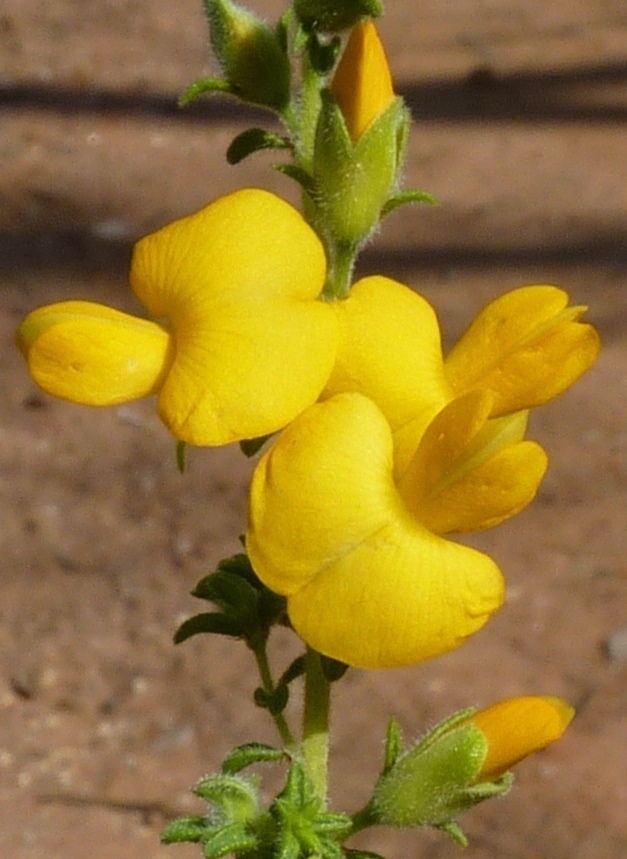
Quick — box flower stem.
[254,643,297,753]
[302,646,331,803]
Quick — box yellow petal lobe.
[16,301,172,405]
[323,276,452,430]
[445,285,601,415]
[130,189,336,444]
[331,20,395,141]
[468,696,575,779]
[247,393,504,669]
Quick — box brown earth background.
[1,1,627,857]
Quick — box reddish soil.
[1,1,626,858]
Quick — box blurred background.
[1,1,626,856]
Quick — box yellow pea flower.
[331,19,395,142]
[247,392,505,669]
[323,278,599,474]
[444,284,601,416]
[465,695,575,779]
[17,189,338,446]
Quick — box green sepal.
[203,0,291,112]
[373,721,490,827]
[201,822,258,858]
[294,0,384,32]
[381,189,439,217]
[240,432,274,457]
[176,440,187,473]
[221,742,285,775]
[161,815,207,844]
[312,92,409,246]
[435,820,468,847]
[274,163,317,199]
[179,77,232,107]
[173,611,245,643]
[383,716,404,773]
[226,128,293,165]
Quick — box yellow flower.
[323,277,599,475]
[331,20,395,141]
[465,696,575,779]
[247,392,506,669]
[16,189,337,446]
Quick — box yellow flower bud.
[331,20,395,141]
[465,696,575,779]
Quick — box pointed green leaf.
[174,612,245,644]
[179,77,232,106]
[191,571,258,618]
[161,815,207,844]
[176,440,187,473]
[201,822,257,858]
[273,163,317,199]
[221,742,285,774]
[306,32,341,75]
[227,128,292,165]
[381,189,439,217]
[383,716,404,772]
[435,820,468,847]
[344,850,388,859]
[279,655,306,687]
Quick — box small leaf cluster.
[174,553,286,652]
[162,745,357,859]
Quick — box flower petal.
[324,276,452,430]
[398,393,548,533]
[129,189,336,444]
[468,696,575,779]
[247,393,504,669]
[16,301,172,405]
[444,285,601,415]
[331,20,395,142]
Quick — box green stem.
[322,240,358,301]
[254,643,297,753]
[302,647,331,803]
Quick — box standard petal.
[247,392,504,669]
[444,285,601,415]
[16,301,172,405]
[130,188,327,313]
[157,299,338,445]
[129,188,336,444]
[323,276,452,429]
